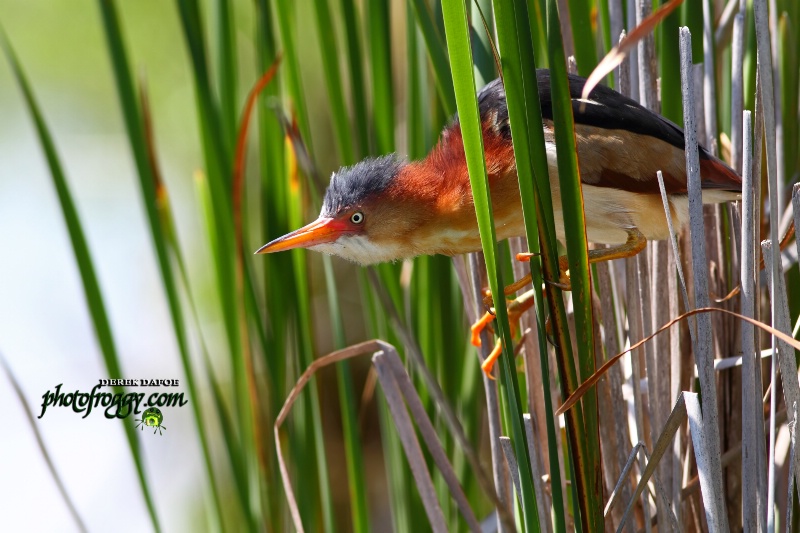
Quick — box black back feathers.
[535,70,694,154]
[449,79,512,139]
[469,70,715,162]
[476,79,511,138]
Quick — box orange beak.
[255,217,350,254]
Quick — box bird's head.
[256,154,433,265]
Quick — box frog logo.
[135,407,167,436]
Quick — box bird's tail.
[699,155,742,194]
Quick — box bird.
[256,69,742,376]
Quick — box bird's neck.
[380,129,521,257]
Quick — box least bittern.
[257,70,741,376]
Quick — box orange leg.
[588,228,647,263]
[482,228,646,306]
[547,228,647,291]
[471,228,647,378]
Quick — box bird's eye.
[350,212,364,224]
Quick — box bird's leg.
[474,254,542,349]
[546,228,647,291]
[472,288,538,346]
[481,228,645,307]
[470,311,496,346]
[471,228,646,379]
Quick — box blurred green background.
[0,1,420,531]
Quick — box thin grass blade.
[408,0,456,115]
[678,26,728,530]
[1,353,89,533]
[322,256,370,533]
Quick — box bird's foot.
[471,308,520,349]
[545,228,649,291]
[544,277,572,291]
[481,288,496,315]
[476,251,542,311]
[471,289,537,378]
[470,311,496,347]
[517,252,573,291]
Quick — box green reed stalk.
[441,1,540,529]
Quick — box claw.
[482,292,492,309]
[515,252,540,262]
[471,312,495,347]
[544,315,557,346]
[481,338,503,380]
[544,277,572,291]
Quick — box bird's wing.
[535,69,741,195]
[476,78,512,139]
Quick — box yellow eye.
[350,212,364,224]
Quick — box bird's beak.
[255,217,348,254]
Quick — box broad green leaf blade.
[368,0,395,154]
[546,0,603,528]
[659,0,683,124]
[470,0,496,86]
[272,0,314,148]
[490,0,567,528]
[338,0,370,157]
[215,0,237,152]
[174,0,242,371]
[440,1,540,530]
[566,0,597,75]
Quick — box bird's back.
[469,72,742,194]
